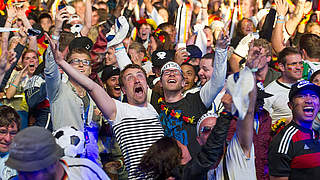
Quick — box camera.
[27,28,41,36]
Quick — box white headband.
[197,112,218,136]
[160,61,182,75]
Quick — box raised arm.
[16,6,37,51]
[2,5,16,51]
[285,0,311,36]
[271,0,288,54]
[235,76,256,157]
[0,51,17,85]
[46,34,117,120]
[143,0,153,14]
[181,110,233,178]
[80,0,92,36]
[44,8,69,102]
[200,31,229,108]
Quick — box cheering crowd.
[0,0,320,179]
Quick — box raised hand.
[175,48,189,65]
[246,42,268,71]
[215,30,230,49]
[275,0,288,16]
[7,51,17,72]
[128,0,138,10]
[303,0,312,15]
[6,4,17,21]
[45,33,68,66]
[221,93,233,112]
[55,8,70,31]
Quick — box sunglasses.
[200,126,213,135]
[70,59,91,66]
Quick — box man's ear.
[301,49,308,59]
[194,75,199,83]
[266,56,271,63]
[182,79,186,88]
[196,136,201,145]
[288,101,293,110]
[121,87,126,95]
[278,63,285,72]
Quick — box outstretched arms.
[46,34,117,120]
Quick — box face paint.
[286,62,304,71]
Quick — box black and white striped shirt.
[113,101,164,179]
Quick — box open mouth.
[114,86,121,91]
[134,86,144,95]
[167,79,177,83]
[29,63,35,68]
[303,107,314,116]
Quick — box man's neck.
[255,66,269,82]
[278,76,298,84]
[55,162,67,180]
[164,90,184,103]
[305,57,320,63]
[294,119,313,130]
[69,79,86,97]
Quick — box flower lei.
[154,28,166,44]
[158,97,196,124]
[142,56,148,62]
[271,118,287,136]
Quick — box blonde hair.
[128,42,146,56]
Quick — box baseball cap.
[6,126,64,172]
[101,65,120,82]
[289,80,320,102]
[186,45,202,59]
[68,36,93,52]
[151,50,175,68]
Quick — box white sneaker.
[106,16,129,49]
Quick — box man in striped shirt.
[268,80,320,180]
[48,32,164,178]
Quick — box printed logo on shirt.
[304,144,310,150]
[159,110,188,145]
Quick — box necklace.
[158,97,196,124]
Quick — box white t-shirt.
[60,156,109,180]
[112,100,164,179]
[0,153,17,180]
[264,80,293,124]
[209,135,256,180]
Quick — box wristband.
[277,15,285,20]
[115,46,125,51]
[276,20,285,24]
[250,67,258,72]
[51,34,60,41]
[10,83,18,88]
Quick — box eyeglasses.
[162,69,181,76]
[70,59,91,66]
[200,126,212,135]
[0,129,17,137]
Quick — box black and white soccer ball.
[53,126,85,158]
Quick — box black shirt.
[269,120,320,179]
[151,91,208,158]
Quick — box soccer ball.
[53,126,85,158]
